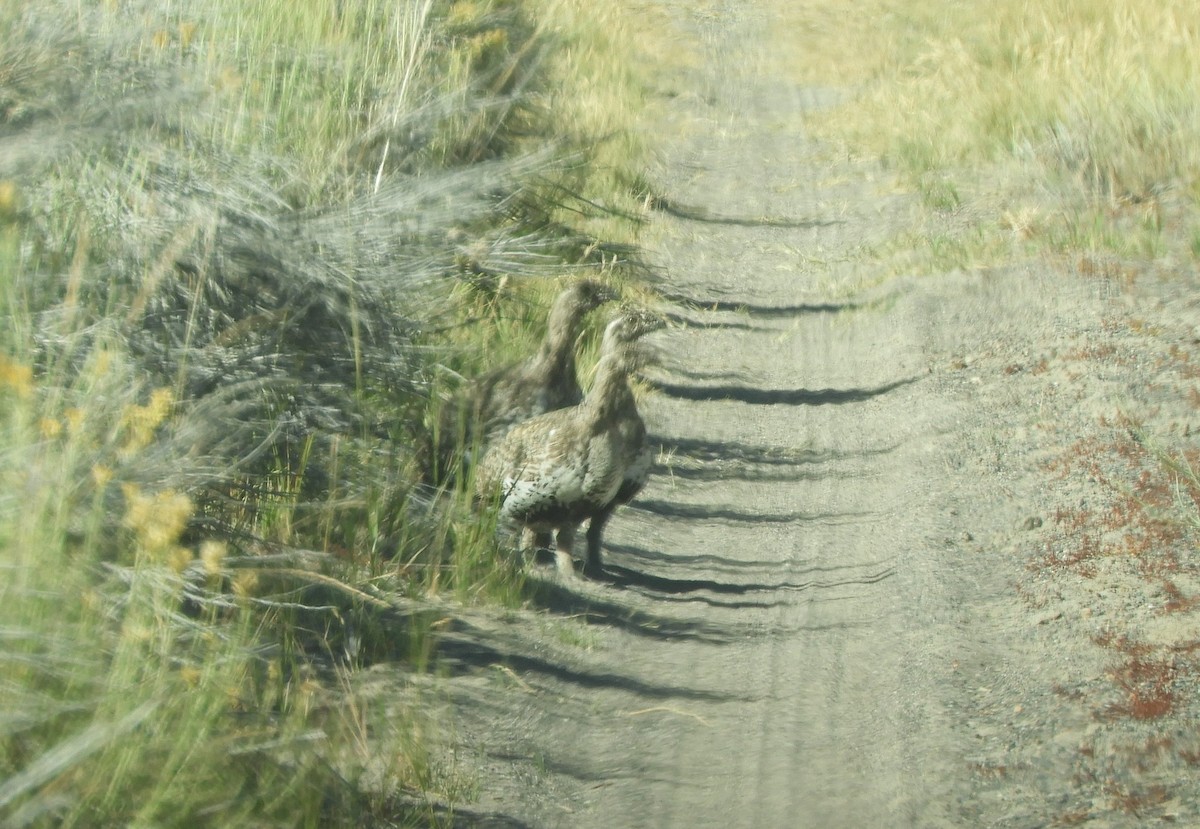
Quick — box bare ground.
[409,3,1200,826]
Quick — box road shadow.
[653,458,827,484]
[628,498,872,526]
[419,803,531,829]
[658,290,862,318]
[597,560,895,598]
[651,434,832,467]
[433,622,742,702]
[605,540,896,581]
[661,312,759,332]
[597,563,815,597]
[520,575,754,646]
[644,375,921,406]
[603,541,802,574]
[597,563,892,603]
[648,194,843,230]
[522,568,886,642]
[659,366,754,382]
[649,439,899,483]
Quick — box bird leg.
[519,527,555,567]
[584,507,613,576]
[554,525,578,576]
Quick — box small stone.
[1022,516,1043,531]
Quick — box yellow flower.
[199,539,227,575]
[92,349,113,377]
[91,464,113,487]
[167,545,194,573]
[0,354,33,398]
[122,485,193,553]
[64,408,86,436]
[179,665,202,687]
[120,388,175,457]
[467,28,509,67]
[178,22,198,50]
[39,417,63,438]
[0,180,18,217]
[147,388,174,421]
[121,623,154,644]
[448,2,482,27]
[216,65,242,92]
[232,570,259,597]
[121,391,175,453]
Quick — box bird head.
[600,305,668,352]
[561,279,619,316]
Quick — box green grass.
[0,0,649,824]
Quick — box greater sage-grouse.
[423,279,615,484]
[475,307,664,576]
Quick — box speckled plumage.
[422,279,614,484]
[475,308,664,576]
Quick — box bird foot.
[581,558,604,579]
[554,550,577,578]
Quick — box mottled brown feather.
[421,279,614,484]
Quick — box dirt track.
[430,3,1200,827]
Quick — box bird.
[474,306,664,577]
[422,279,615,485]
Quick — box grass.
[0,0,650,824]
[766,0,1200,269]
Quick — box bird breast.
[491,425,627,523]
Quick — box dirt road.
[434,3,1200,827]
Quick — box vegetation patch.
[768,0,1200,272]
[1026,333,1200,821]
[1,0,649,824]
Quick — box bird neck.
[536,304,584,377]
[583,353,635,424]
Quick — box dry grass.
[766,0,1200,264]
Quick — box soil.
[412,3,1200,826]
